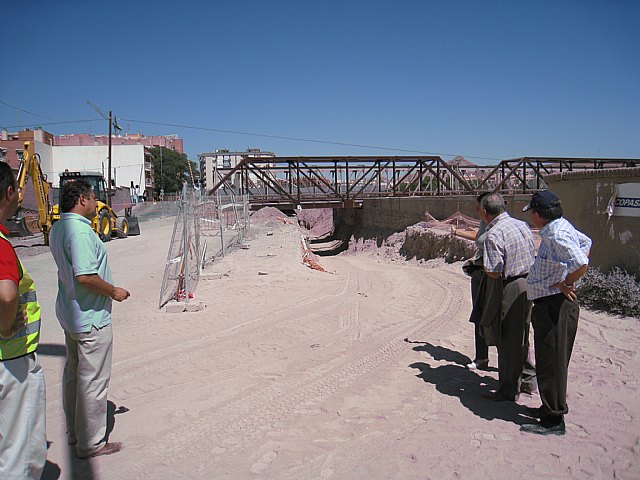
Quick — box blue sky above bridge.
[2,0,639,164]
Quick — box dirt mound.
[341,208,477,264]
[401,224,475,263]
[424,210,480,231]
[251,206,293,227]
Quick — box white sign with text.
[613,183,640,217]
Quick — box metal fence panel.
[159,182,249,308]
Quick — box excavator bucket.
[126,217,140,235]
[123,207,141,236]
[2,217,32,238]
[125,215,140,236]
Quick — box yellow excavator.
[4,141,140,244]
[3,141,54,243]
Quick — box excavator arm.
[14,142,53,244]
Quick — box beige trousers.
[0,352,47,480]
[63,324,113,457]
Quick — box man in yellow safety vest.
[0,161,47,480]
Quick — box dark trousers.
[496,291,536,399]
[474,323,489,361]
[470,269,489,360]
[532,294,579,417]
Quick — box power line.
[0,100,51,119]
[121,118,503,162]
[0,119,103,128]
[2,113,503,162]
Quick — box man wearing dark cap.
[521,190,591,435]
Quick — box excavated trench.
[298,208,477,263]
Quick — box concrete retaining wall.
[333,169,640,276]
[544,168,640,276]
[334,194,533,241]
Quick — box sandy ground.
[18,215,640,479]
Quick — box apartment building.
[1,128,183,200]
[198,148,275,191]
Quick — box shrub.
[578,267,640,318]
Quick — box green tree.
[149,146,198,197]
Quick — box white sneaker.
[466,359,489,370]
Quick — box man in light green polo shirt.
[49,180,130,459]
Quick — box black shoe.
[520,420,565,436]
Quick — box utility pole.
[159,142,164,200]
[108,110,113,207]
[87,101,120,207]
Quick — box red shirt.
[0,237,19,285]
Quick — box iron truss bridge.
[208,156,639,210]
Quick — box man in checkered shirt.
[479,193,536,402]
[521,190,591,436]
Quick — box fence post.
[218,201,225,257]
[245,194,249,231]
[183,184,190,304]
[193,188,201,273]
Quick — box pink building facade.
[1,128,186,202]
[54,132,184,153]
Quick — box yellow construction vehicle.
[4,141,140,244]
[51,170,140,242]
[3,141,54,243]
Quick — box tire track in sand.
[125,257,465,475]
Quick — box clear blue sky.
[2,0,639,164]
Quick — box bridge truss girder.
[208,155,638,209]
